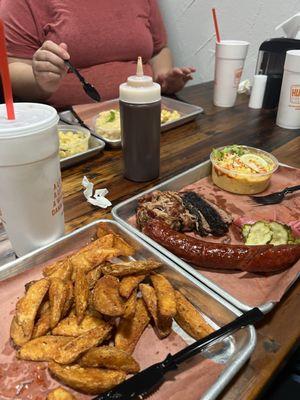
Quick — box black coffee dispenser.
[255,38,300,109]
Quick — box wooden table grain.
[1,82,300,398]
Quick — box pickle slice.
[242,224,252,239]
[245,221,272,245]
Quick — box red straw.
[212,8,221,43]
[0,19,15,120]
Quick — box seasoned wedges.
[52,312,109,337]
[32,301,51,338]
[123,289,137,320]
[80,345,140,373]
[48,362,126,395]
[175,290,214,340]
[43,259,73,281]
[13,278,50,345]
[139,283,172,338]
[115,299,150,354]
[102,259,161,277]
[49,278,67,329]
[86,265,102,289]
[18,335,71,361]
[53,325,112,364]
[93,275,124,317]
[47,387,76,400]
[119,274,146,298]
[74,269,89,324]
[150,274,176,319]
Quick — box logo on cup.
[234,68,243,88]
[290,85,300,105]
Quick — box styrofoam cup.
[0,103,65,256]
[213,40,249,107]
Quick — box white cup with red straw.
[0,19,65,256]
[212,8,249,107]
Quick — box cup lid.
[285,49,300,72]
[0,103,58,138]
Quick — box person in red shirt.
[0,0,195,108]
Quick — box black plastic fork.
[250,185,300,205]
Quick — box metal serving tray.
[58,122,105,169]
[70,97,203,148]
[112,160,281,314]
[0,219,256,400]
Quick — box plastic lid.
[284,49,300,72]
[0,103,58,138]
[119,57,161,104]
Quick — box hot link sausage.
[143,221,300,273]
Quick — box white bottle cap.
[284,49,300,73]
[248,75,267,109]
[119,57,161,104]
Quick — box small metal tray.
[58,123,105,169]
[0,219,256,400]
[112,160,286,314]
[70,97,203,148]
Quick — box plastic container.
[57,124,90,159]
[210,145,279,194]
[276,49,300,129]
[213,40,249,107]
[0,103,64,256]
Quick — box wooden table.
[2,82,300,398]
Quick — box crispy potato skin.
[115,299,150,354]
[47,387,76,400]
[49,278,67,329]
[18,336,71,361]
[62,281,74,317]
[86,265,102,289]
[12,278,50,345]
[10,316,28,347]
[119,274,146,298]
[93,275,124,317]
[123,289,137,320]
[80,345,140,373]
[53,325,112,364]
[174,291,214,339]
[43,259,73,282]
[102,260,161,277]
[96,226,135,257]
[48,362,126,394]
[150,274,176,319]
[139,283,172,338]
[74,269,89,324]
[52,313,109,337]
[32,301,51,338]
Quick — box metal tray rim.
[0,218,256,400]
[111,159,288,314]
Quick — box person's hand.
[156,67,196,94]
[32,40,70,96]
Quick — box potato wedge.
[123,289,137,320]
[52,312,109,337]
[80,345,140,373]
[93,275,124,317]
[102,259,161,277]
[119,274,146,298]
[150,274,176,319]
[48,259,73,282]
[32,301,51,338]
[175,291,214,339]
[62,281,74,317]
[53,324,112,364]
[139,283,172,338]
[48,362,126,395]
[18,335,71,361]
[74,269,89,324]
[115,299,150,354]
[112,234,135,257]
[86,265,102,289]
[47,387,76,400]
[49,278,67,329]
[14,278,50,343]
[10,316,28,347]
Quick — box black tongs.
[64,60,101,102]
[93,307,264,400]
